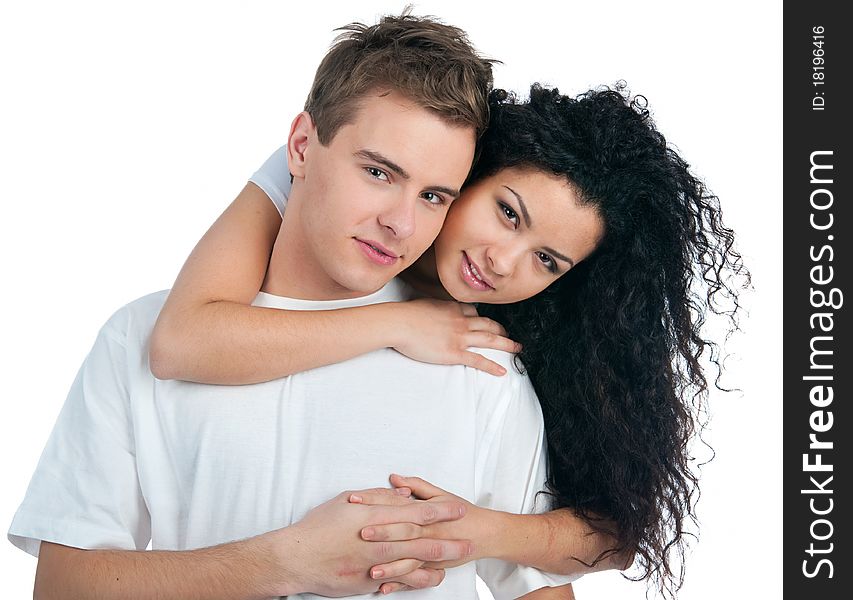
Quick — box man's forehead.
[324,91,476,186]
[346,91,476,145]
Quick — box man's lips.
[461,251,494,291]
[355,238,400,266]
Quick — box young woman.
[150,84,748,596]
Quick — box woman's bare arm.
[149,182,400,383]
[497,509,631,576]
[519,583,576,599]
[150,183,517,384]
[356,477,631,582]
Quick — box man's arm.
[13,306,477,599]
[35,537,283,600]
[33,490,474,599]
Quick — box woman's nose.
[486,243,521,278]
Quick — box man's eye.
[422,192,445,205]
[366,167,389,181]
[500,202,519,226]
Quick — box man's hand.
[275,487,475,596]
[34,486,473,600]
[348,475,499,595]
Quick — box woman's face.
[433,167,605,304]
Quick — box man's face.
[288,90,476,299]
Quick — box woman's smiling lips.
[461,251,494,291]
[355,238,400,266]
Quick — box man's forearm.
[32,490,472,600]
[496,509,627,576]
[34,534,296,600]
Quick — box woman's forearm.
[149,181,411,384]
[518,583,576,599]
[150,300,402,384]
[495,509,628,577]
[374,477,628,579]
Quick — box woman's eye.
[500,202,519,226]
[366,167,389,181]
[422,192,445,205]
[537,252,557,272]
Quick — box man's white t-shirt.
[9,279,574,598]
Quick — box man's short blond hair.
[305,12,494,145]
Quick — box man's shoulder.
[471,347,527,380]
[467,349,545,449]
[467,347,539,407]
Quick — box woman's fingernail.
[372,568,384,579]
[395,486,411,495]
[349,494,363,503]
[362,527,374,540]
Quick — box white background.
[0,1,781,598]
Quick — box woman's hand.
[283,486,473,596]
[349,474,503,594]
[390,299,521,376]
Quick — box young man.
[9,13,576,599]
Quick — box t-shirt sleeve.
[7,317,151,557]
[249,145,291,216]
[473,354,580,598]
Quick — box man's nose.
[378,194,417,239]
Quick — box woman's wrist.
[372,301,413,350]
[487,511,553,568]
[475,507,514,561]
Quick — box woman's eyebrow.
[502,185,531,227]
[544,247,574,268]
[503,185,574,267]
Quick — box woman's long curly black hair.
[473,84,749,596]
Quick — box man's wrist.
[244,527,306,597]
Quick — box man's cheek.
[418,229,442,255]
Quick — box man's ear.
[287,111,315,179]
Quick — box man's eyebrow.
[430,185,462,199]
[503,185,574,267]
[355,150,410,179]
[356,149,461,199]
